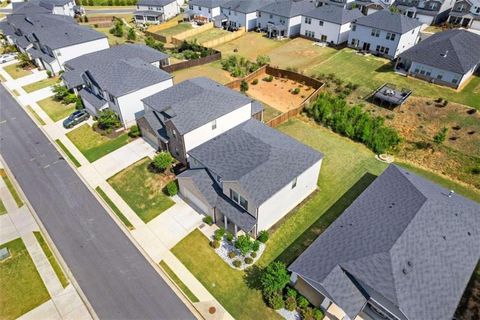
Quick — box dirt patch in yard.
[247,76,314,113]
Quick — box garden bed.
[213,236,266,270]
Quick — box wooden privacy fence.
[174,22,213,41]
[146,15,184,33]
[144,31,169,43]
[202,27,245,48]
[161,50,221,73]
[225,65,268,90]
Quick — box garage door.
[180,185,210,214]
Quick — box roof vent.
[440,50,448,58]
[407,261,413,267]
[448,190,455,198]
[442,235,446,240]
[402,268,408,275]
[467,232,471,236]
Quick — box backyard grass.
[157,22,192,37]
[0,199,6,215]
[0,238,50,320]
[172,60,233,84]
[95,186,134,229]
[185,28,230,45]
[108,157,175,223]
[0,169,23,208]
[37,97,75,122]
[159,260,199,303]
[214,32,287,61]
[66,124,132,162]
[26,105,46,126]
[55,139,81,167]
[33,231,69,288]
[3,63,32,79]
[22,76,59,93]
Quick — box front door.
[363,42,371,51]
[320,35,327,42]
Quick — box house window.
[208,8,211,13]
[305,30,315,38]
[305,17,311,24]
[175,147,179,155]
[352,24,356,31]
[291,177,297,189]
[189,5,193,9]
[371,28,380,37]
[211,119,217,130]
[230,189,239,203]
[258,11,262,17]
[230,189,248,210]
[198,6,201,10]
[436,73,443,80]
[269,14,273,19]
[172,128,176,138]
[239,196,248,210]
[108,93,115,103]
[56,51,62,56]
[319,20,324,26]
[148,6,153,10]
[386,32,396,41]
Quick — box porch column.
[224,216,228,230]
[234,224,238,238]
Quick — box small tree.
[234,234,252,255]
[256,55,270,66]
[97,109,121,131]
[257,230,269,243]
[17,52,33,68]
[434,127,448,145]
[240,80,249,92]
[260,261,290,295]
[52,84,69,101]
[127,28,136,41]
[151,152,174,172]
[165,180,178,196]
[110,21,124,37]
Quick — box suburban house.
[447,0,480,29]
[315,0,356,9]
[218,0,275,30]
[138,77,263,163]
[289,164,480,320]
[177,118,323,238]
[12,0,76,17]
[352,0,388,15]
[396,0,456,25]
[134,0,182,25]
[300,6,363,45]
[61,44,172,127]
[257,0,317,38]
[348,10,422,59]
[187,0,229,24]
[0,11,109,74]
[396,29,480,88]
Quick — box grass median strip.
[55,139,81,168]
[0,169,23,208]
[26,105,46,126]
[33,231,69,288]
[0,199,6,215]
[95,186,134,230]
[159,260,199,303]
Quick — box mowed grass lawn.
[22,76,59,93]
[0,238,50,320]
[3,63,32,79]
[37,97,75,122]
[172,60,233,84]
[186,28,230,44]
[157,22,192,37]
[108,157,175,223]
[214,32,287,60]
[66,124,132,162]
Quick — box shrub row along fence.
[161,49,221,73]
[202,27,245,48]
[226,66,324,128]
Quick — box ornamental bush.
[97,109,121,131]
[250,251,257,258]
[266,291,284,310]
[286,287,298,299]
[252,240,260,252]
[151,152,174,172]
[297,295,309,309]
[228,251,237,259]
[261,261,290,295]
[251,79,259,85]
[214,228,225,241]
[285,296,297,311]
[202,216,213,225]
[257,230,269,243]
[128,125,141,138]
[225,232,234,242]
[240,80,249,92]
[292,87,300,95]
[165,180,178,196]
[244,257,253,264]
[210,240,220,249]
[313,308,324,320]
[235,234,253,255]
[263,75,273,82]
[232,259,242,268]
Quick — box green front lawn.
[33,232,69,288]
[37,97,75,122]
[22,77,59,93]
[0,169,23,208]
[172,60,233,84]
[0,238,50,320]
[3,63,32,79]
[108,157,175,223]
[66,124,132,162]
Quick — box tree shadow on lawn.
[375,62,395,74]
[275,172,378,267]
[244,265,264,291]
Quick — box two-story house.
[38,0,76,17]
[187,0,229,24]
[62,44,172,127]
[348,10,422,59]
[138,77,264,163]
[219,0,275,30]
[396,29,480,89]
[178,118,323,238]
[257,0,317,38]
[0,11,109,74]
[300,6,363,45]
[134,0,183,25]
[289,165,480,320]
[396,0,456,25]
[447,0,480,28]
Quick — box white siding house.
[396,0,456,25]
[187,0,227,22]
[348,10,422,59]
[134,0,182,24]
[220,0,274,30]
[38,0,76,17]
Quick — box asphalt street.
[0,85,194,320]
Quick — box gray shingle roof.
[258,0,317,18]
[303,6,363,25]
[177,169,257,231]
[142,77,253,135]
[221,0,276,13]
[143,110,169,142]
[353,9,422,34]
[189,0,230,8]
[78,89,107,110]
[38,0,73,10]
[188,118,323,205]
[289,165,480,320]
[11,2,51,14]
[137,0,176,6]
[62,44,169,89]
[399,29,480,74]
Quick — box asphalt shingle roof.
[221,0,276,13]
[399,29,480,74]
[353,9,422,34]
[289,165,480,320]
[189,0,230,8]
[188,118,323,205]
[142,77,253,134]
[258,0,317,18]
[303,6,363,24]
[136,0,176,6]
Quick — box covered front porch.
[448,12,474,27]
[134,11,165,25]
[265,22,287,38]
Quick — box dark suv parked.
[63,110,90,128]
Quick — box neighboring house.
[12,0,76,16]
[300,6,363,44]
[138,77,263,163]
[177,118,323,238]
[396,29,480,88]
[348,10,422,59]
[134,0,182,25]
[289,165,480,320]
[447,0,480,29]
[187,0,229,23]
[396,0,456,25]
[0,11,109,74]
[61,44,172,127]
[257,0,317,38]
[352,0,388,15]
[315,0,357,9]
[219,0,275,30]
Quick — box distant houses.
[186,0,229,24]
[447,0,480,30]
[219,0,275,31]
[395,0,455,25]
[134,0,183,25]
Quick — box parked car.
[63,110,89,128]
[0,53,17,64]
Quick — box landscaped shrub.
[257,230,269,243]
[52,84,70,101]
[203,216,213,225]
[232,259,242,268]
[240,80,249,92]
[221,55,260,78]
[225,232,234,242]
[145,36,165,52]
[151,152,174,172]
[266,291,284,310]
[313,308,324,320]
[17,52,33,68]
[250,251,257,258]
[285,296,297,311]
[244,257,253,264]
[235,234,253,255]
[252,240,260,252]
[46,70,52,78]
[261,261,290,295]
[228,251,237,259]
[127,27,136,41]
[291,87,300,95]
[300,307,314,320]
[109,20,124,37]
[286,286,298,299]
[75,97,84,110]
[297,295,310,309]
[434,127,448,145]
[128,125,141,138]
[210,240,220,249]
[256,55,270,66]
[251,79,259,85]
[214,228,225,241]
[263,75,273,82]
[165,180,178,196]
[97,109,121,131]
[64,93,78,104]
